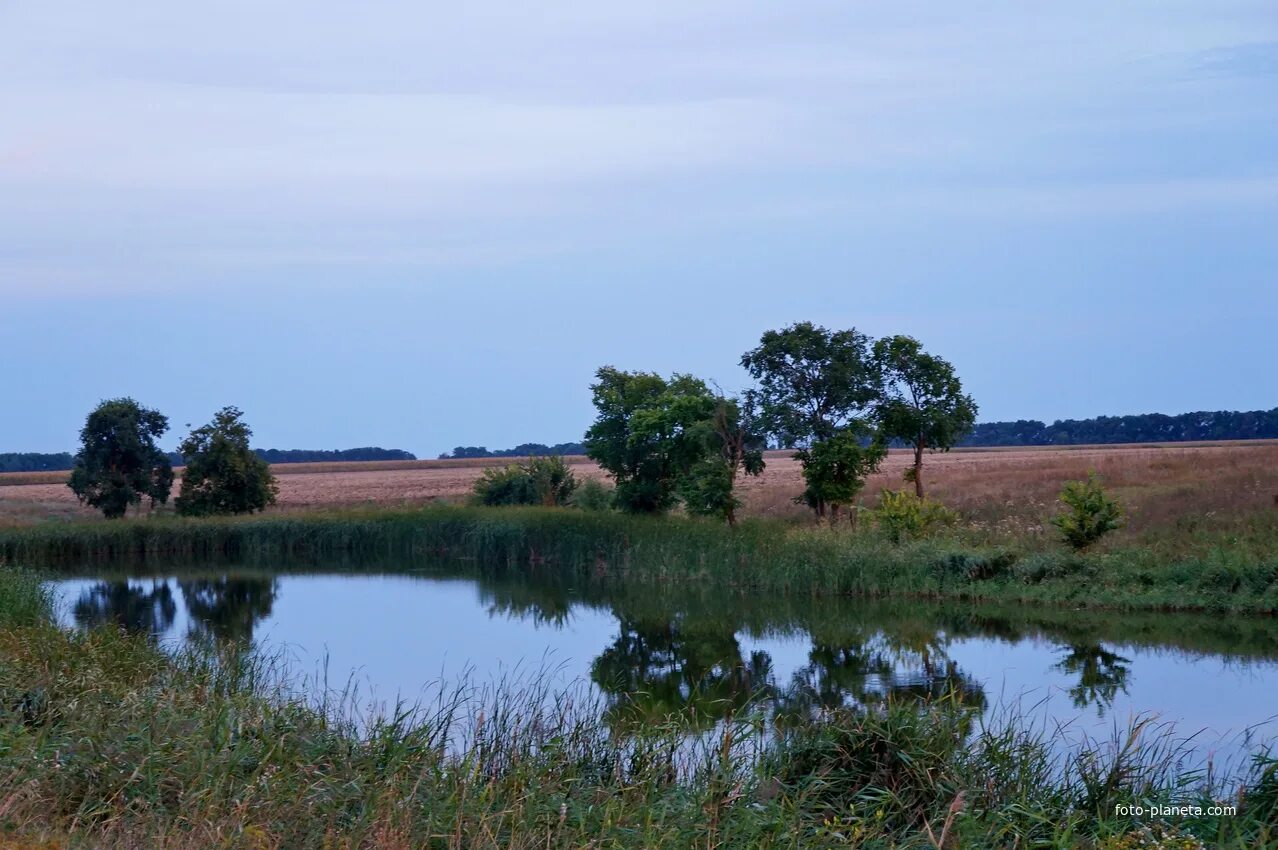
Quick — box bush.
[874,489,958,542]
[570,478,614,511]
[473,456,577,507]
[1051,473,1123,550]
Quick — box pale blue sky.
[2,2,1276,454]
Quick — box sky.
[2,1,1276,456]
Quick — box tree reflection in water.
[1054,644,1132,712]
[73,580,177,637]
[71,576,277,645]
[591,617,774,731]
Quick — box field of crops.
[4,441,1278,534]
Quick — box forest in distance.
[6,406,1278,473]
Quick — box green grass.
[4,505,1278,613]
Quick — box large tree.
[872,335,977,498]
[739,322,879,447]
[176,407,278,516]
[583,367,719,513]
[68,398,174,519]
[741,323,882,520]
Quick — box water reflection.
[1054,644,1132,712]
[65,568,1278,728]
[72,580,177,636]
[73,577,277,644]
[591,616,772,730]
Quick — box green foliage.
[473,456,577,507]
[873,335,978,497]
[583,367,718,513]
[874,489,959,543]
[175,407,278,517]
[1052,473,1124,549]
[793,428,886,520]
[67,398,175,519]
[679,395,766,525]
[740,321,879,446]
[569,478,614,511]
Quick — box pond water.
[52,567,1278,769]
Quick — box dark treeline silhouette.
[958,407,1278,447]
[252,447,417,464]
[1,446,416,473]
[441,442,587,459]
[0,452,75,472]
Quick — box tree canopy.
[583,367,722,514]
[740,321,879,447]
[175,407,278,517]
[67,398,175,519]
[873,335,978,497]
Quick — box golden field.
[3,441,1277,535]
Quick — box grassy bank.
[0,568,1275,848]
[4,505,1278,613]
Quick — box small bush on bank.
[570,478,613,511]
[874,489,959,542]
[1052,472,1124,550]
[473,456,577,507]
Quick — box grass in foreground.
[0,565,1275,849]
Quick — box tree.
[68,398,174,519]
[873,335,977,498]
[740,322,880,447]
[679,393,767,526]
[175,407,277,517]
[793,427,886,522]
[1051,473,1123,549]
[584,367,718,514]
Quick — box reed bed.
[4,505,1278,613]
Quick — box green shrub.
[570,478,614,511]
[874,489,958,542]
[473,456,577,507]
[1051,473,1123,550]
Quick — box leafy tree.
[873,335,977,498]
[583,367,718,513]
[740,322,879,447]
[67,398,175,519]
[680,393,766,526]
[1051,473,1124,549]
[472,456,577,507]
[176,407,278,517]
[793,428,887,522]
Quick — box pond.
[52,566,1278,770]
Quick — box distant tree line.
[441,443,587,459]
[956,408,1278,446]
[1,446,416,472]
[0,452,75,472]
[252,447,417,463]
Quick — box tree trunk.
[914,442,925,499]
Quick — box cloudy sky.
[3,1,1276,454]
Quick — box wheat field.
[3,441,1277,533]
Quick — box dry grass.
[4,443,1278,538]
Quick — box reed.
[3,505,1278,613]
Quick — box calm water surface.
[52,567,1278,766]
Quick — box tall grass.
[0,614,1274,848]
[4,505,1278,613]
